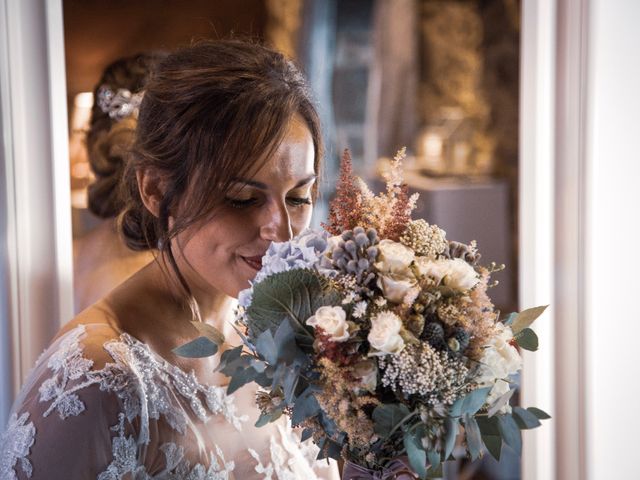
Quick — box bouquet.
[177,149,550,479]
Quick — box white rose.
[414,257,479,292]
[375,240,415,276]
[443,258,480,291]
[475,323,522,384]
[414,257,449,284]
[368,311,405,356]
[377,274,418,304]
[306,306,350,342]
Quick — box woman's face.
[172,114,316,299]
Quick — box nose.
[259,200,293,242]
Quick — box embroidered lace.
[0,324,338,479]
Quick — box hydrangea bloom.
[237,229,332,309]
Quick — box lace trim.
[0,412,36,479]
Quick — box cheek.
[290,206,313,234]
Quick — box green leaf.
[282,365,300,405]
[172,336,218,358]
[256,329,278,364]
[511,305,548,334]
[301,428,313,442]
[476,415,500,436]
[326,439,342,461]
[227,367,259,394]
[215,346,244,373]
[372,403,411,437]
[443,418,459,460]
[247,269,342,343]
[482,434,502,461]
[404,431,427,480]
[497,414,522,455]
[487,385,516,417]
[427,449,440,471]
[515,328,539,351]
[291,387,321,425]
[527,407,552,420]
[451,387,491,417]
[255,412,276,428]
[512,406,542,429]
[273,319,307,366]
[190,321,225,345]
[463,414,483,460]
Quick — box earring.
[157,238,164,251]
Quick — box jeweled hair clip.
[96,85,144,122]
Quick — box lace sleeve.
[0,325,137,480]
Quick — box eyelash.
[226,197,312,209]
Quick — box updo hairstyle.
[86,53,163,219]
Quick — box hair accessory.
[97,85,144,122]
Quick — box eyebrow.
[231,174,317,190]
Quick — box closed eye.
[226,197,257,209]
[287,197,312,207]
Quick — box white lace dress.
[0,323,339,479]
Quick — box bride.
[1,40,339,479]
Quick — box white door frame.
[519,1,557,479]
[0,0,73,423]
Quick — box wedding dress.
[0,322,339,479]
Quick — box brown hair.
[119,39,323,302]
[86,53,164,219]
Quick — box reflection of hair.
[87,53,164,219]
[119,39,322,300]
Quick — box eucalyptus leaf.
[255,413,274,428]
[215,346,244,373]
[256,329,278,365]
[443,418,459,460]
[372,403,411,437]
[427,449,440,471]
[403,431,427,480]
[476,415,500,436]
[463,414,483,460]
[527,407,552,420]
[326,439,342,461]
[291,387,321,425]
[247,269,342,343]
[227,367,259,394]
[511,305,548,334]
[190,321,225,345]
[274,319,307,366]
[515,328,539,351]
[512,406,541,429]
[172,336,218,358]
[482,434,502,461]
[301,428,313,442]
[487,385,516,417]
[497,414,522,455]
[250,358,267,373]
[283,365,300,405]
[460,387,492,416]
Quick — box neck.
[152,254,236,330]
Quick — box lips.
[241,255,263,271]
